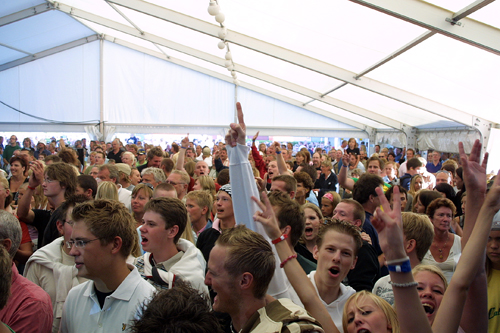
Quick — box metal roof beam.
[0,42,33,56]
[0,3,52,27]
[354,31,435,79]
[101,35,369,132]
[106,0,482,128]
[0,35,99,72]
[55,3,399,129]
[350,0,500,55]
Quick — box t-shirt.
[488,269,500,333]
[372,275,394,305]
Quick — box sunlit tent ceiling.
[0,0,499,153]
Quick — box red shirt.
[0,263,52,333]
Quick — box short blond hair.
[413,264,448,290]
[95,181,118,201]
[185,190,213,220]
[402,212,434,261]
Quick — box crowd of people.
[0,104,499,333]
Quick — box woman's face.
[258,143,266,153]
[416,198,426,214]
[296,154,304,164]
[321,198,334,217]
[23,139,30,147]
[388,155,395,162]
[130,169,141,186]
[89,154,96,165]
[193,179,202,191]
[131,189,150,214]
[345,296,392,333]
[303,208,321,242]
[10,161,25,177]
[348,139,355,149]
[414,177,423,191]
[295,182,306,199]
[414,271,445,324]
[461,196,467,215]
[431,206,453,232]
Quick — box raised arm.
[433,168,499,333]
[252,192,338,333]
[17,160,44,223]
[274,142,288,176]
[372,186,432,333]
[251,132,266,178]
[175,135,189,171]
[436,139,488,332]
[338,153,355,191]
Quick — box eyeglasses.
[66,238,101,249]
[141,183,154,190]
[43,178,56,183]
[166,180,185,186]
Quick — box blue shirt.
[426,161,442,173]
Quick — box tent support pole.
[234,84,238,124]
[99,36,104,137]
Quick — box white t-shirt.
[308,270,356,333]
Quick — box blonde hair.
[185,190,213,220]
[196,176,216,197]
[95,181,118,201]
[343,291,399,333]
[412,264,448,290]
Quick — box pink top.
[0,263,52,333]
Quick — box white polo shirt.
[60,265,155,333]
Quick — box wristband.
[272,233,288,244]
[280,254,297,268]
[342,164,348,168]
[389,281,418,288]
[276,151,281,154]
[181,146,188,149]
[387,259,412,273]
[27,186,36,191]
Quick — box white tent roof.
[1,0,499,152]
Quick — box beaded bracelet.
[389,281,418,288]
[272,233,288,244]
[280,254,297,268]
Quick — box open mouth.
[305,227,313,234]
[141,236,149,246]
[422,303,435,314]
[329,267,340,276]
[357,330,371,333]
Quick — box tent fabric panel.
[1,42,100,124]
[237,87,356,130]
[417,129,480,153]
[103,41,235,126]
[367,34,500,124]
[0,45,26,65]
[0,10,95,55]
[0,66,21,122]
[0,0,43,17]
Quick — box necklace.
[437,234,450,259]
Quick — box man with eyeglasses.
[17,161,77,248]
[166,170,190,201]
[60,199,155,333]
[24,194,90,333]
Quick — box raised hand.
[371,186,406,260]
[181,135,189,148]
[252,131,260,142]
[459,140,488,195]
[28,160,44,188]
[341,152,350,167]
[273,141,281,153]
[251,191,281,240]
[225,102,246,147]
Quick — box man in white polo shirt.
[60,199,155,332]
